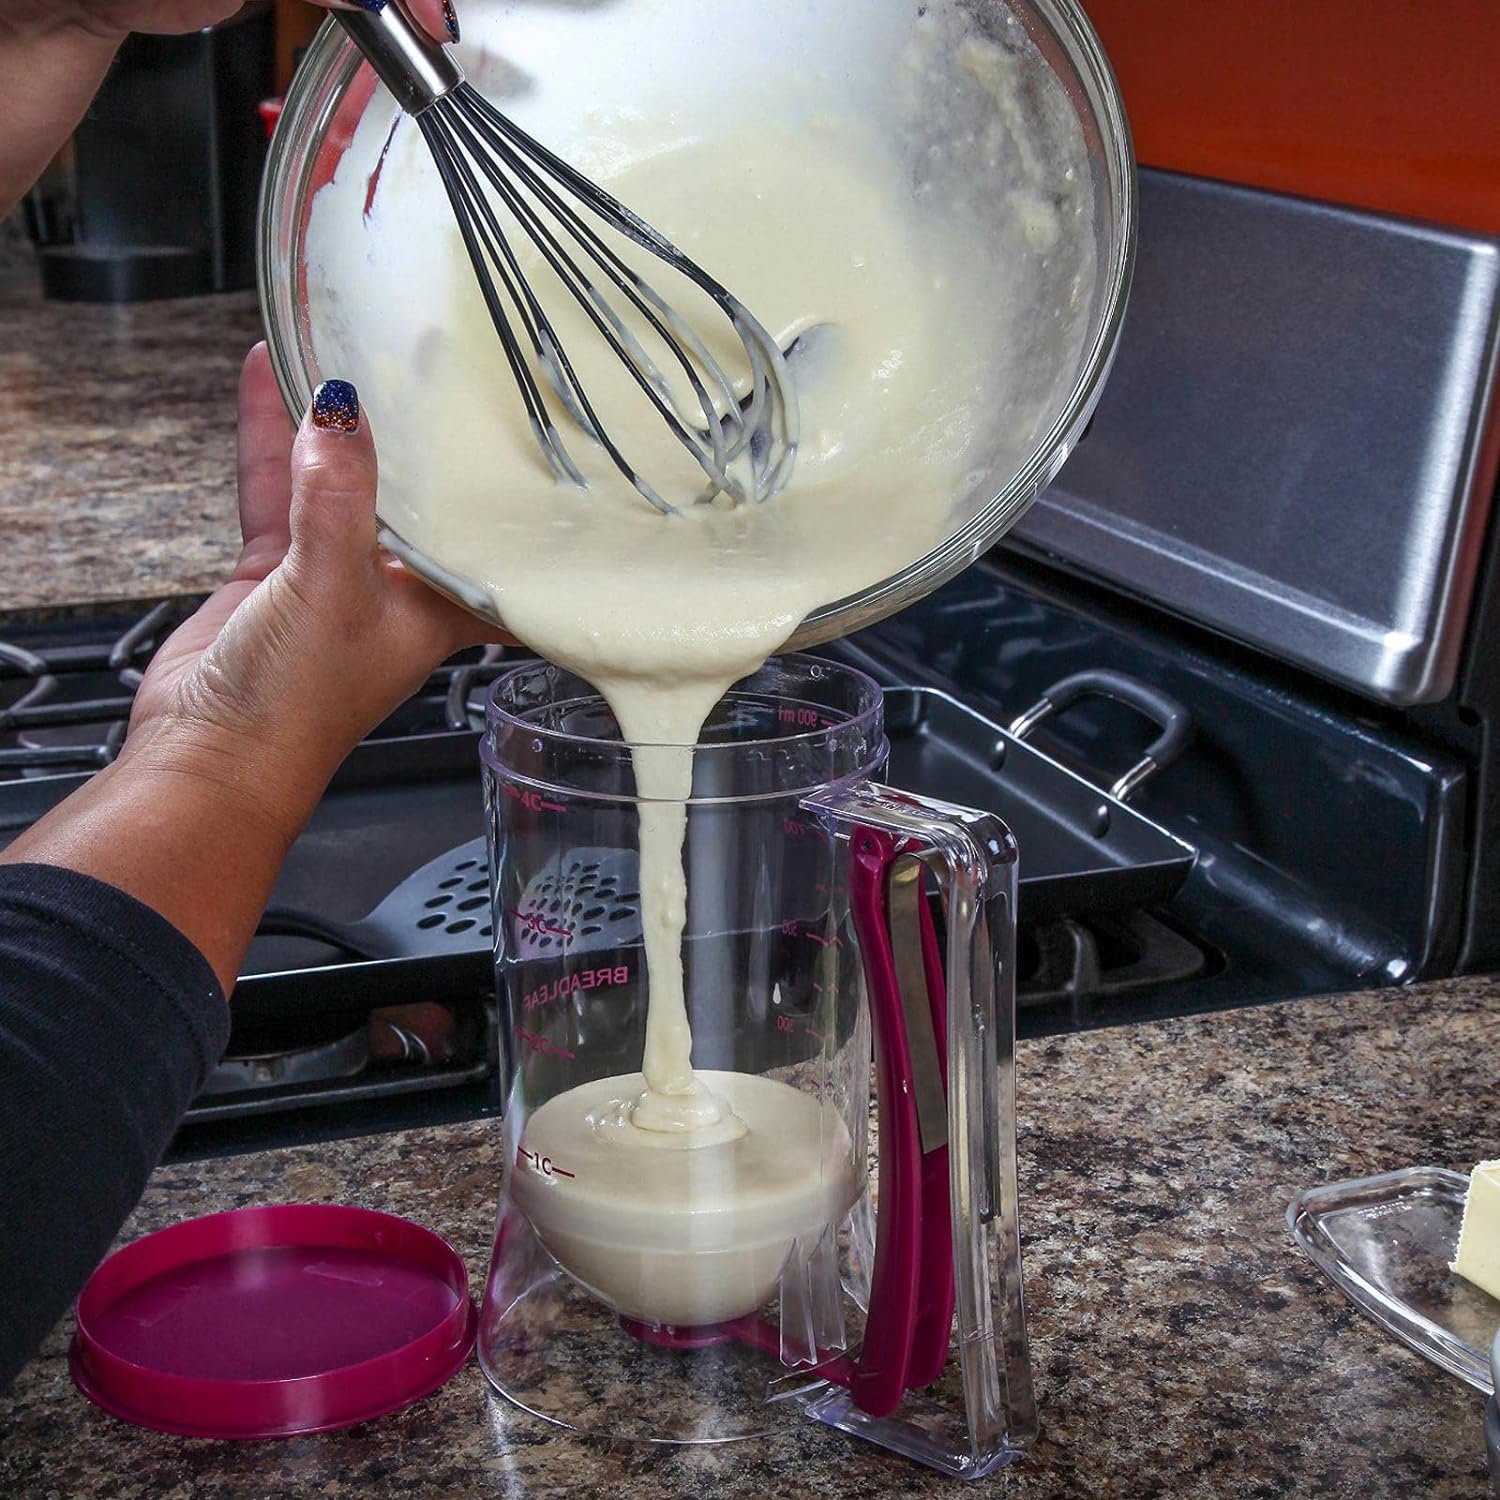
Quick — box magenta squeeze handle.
[845,829,955,1405]
[801,778,1034,1475]
[908,884,955,1389]
[846,826,924,1419]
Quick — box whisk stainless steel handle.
[332,4,461,116]
[329,3,798,515]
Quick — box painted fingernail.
[442,0,460,43]
[311,380,360,433]
[352,0,388,11]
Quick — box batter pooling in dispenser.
[513,1071,856,1326]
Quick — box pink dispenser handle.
[847,827,925,1418]
[801,777,1035,1467]
[909,883,955,1389]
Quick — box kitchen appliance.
[1007,167,1500,974]
[256,0,1134,642]
[0,163,1493,1153]
[1075,1,1500,237]
[31,10,275,302]
[477,656,1033,1477]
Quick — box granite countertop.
[0,267,256,612]
[2,978,1496,1498]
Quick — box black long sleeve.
[0,863,228,1392]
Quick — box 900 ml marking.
[777,706,834,728]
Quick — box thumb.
[288,379,380,568]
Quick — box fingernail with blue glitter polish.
[352,0,388,11]
[442,0,460,42]
[311,380,360,434]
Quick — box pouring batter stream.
[304,8,1031,1320]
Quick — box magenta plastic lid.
[69,1203,477,1439]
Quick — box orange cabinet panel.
[1083,1,1500,234]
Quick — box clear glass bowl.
[256,0,1136,643]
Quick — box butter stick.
[1451,1160,1500,1300]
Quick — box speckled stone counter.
[0,268,257,611]
[2,978,1496,1499]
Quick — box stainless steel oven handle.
[1007,669,1193,803]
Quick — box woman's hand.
[8,0,458,47]
[2,345,504,991]
[0,0,459,217]
[126,342,498,808]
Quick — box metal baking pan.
[1014,169,1500,706]
[0,673,1196,1044]
[883,682,1195,923]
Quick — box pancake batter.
[304,0,1033,1321]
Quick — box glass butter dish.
[1289,1166,1500,1393]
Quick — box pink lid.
[70,1204,476,1439]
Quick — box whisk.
[333,4,798,515]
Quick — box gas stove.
[5,167,1494,1159]
[0,544,1463,1159]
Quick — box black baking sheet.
[882,687,1194,923]
[0,687,1194,1030]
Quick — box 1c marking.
[517,1146,574,1179]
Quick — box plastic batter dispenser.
[476,656,1036,1478]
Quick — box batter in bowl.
[303,0,1064,1323]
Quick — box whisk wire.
[445,91,751,505]
[447,84,796,508]
[418,114,591,487]
[472,88,800,474]
[422,109,641,491]
[333,2,798,510]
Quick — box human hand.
[124,343,505,836]
[2,0,459,48]
[0,1,459,221]
[3,343,506,987]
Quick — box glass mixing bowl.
[257,0,1135,645]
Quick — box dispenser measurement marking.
[517,1028,576,1061]
[517,1147,574,1179]
[779,918,842,950]
[776,1015,826,1042]
[503,784,567,815]
[777,706,835,729]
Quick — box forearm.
[0,17,120,219]
[0,861,227,1391]
[0,722,343,993]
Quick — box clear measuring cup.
[477,656,1034,1479]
